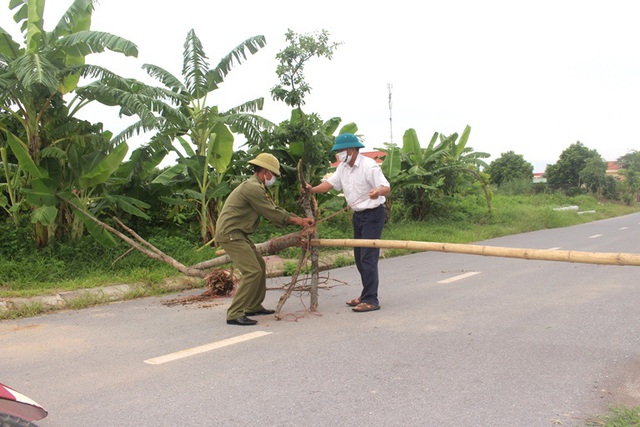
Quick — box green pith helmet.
[248,153,281,176]
[331,133,365,151]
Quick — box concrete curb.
[0,251,358,314]
[1,284,136,312]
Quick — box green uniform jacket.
[215,175,293,243]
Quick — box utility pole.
[388,83,393,143]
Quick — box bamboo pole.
[310,238,640,267]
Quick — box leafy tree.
[545,142,602,192]
[617,150,640,204]
[142,29,272,243]
[0,0,146,247]
[268,29,342,193]
[579,156,607,194]
[256,110,347,212]
[602,175,620,201]
[486,151,533,186]
[267,29,342,313]
[271,29,342,110]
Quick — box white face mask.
[264,172,277,187]
[337,150,351,164]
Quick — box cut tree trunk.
[195,227,315,269]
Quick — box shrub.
[497,178,533,195]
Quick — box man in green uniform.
[215,153,314,326]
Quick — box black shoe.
[245,308,275,316]
[226,315,258,326]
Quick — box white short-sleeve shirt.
[326,153,390,212]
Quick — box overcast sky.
[2,0,639,172]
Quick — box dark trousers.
[353,204,386,305]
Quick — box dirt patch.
[1,324,43,334]
[596,356,640,408]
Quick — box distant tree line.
[485,141,640,203]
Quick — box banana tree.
[6,119,149,247]
[437,126,492,213]
[1,0,139,159]
[152,123,235,244]
[138,29,273,243]
[0,0,141,246]
[0,146,22,225]
[394,129,448,220]
[380,126,490,221]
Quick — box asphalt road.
[2,213,640,426]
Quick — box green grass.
[1,193,640,300]
[583,405,640,426]
[0,234,217,297]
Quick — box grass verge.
[582,405,640,426]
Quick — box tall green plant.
[258,109,355,211]
[143,29,273,243]
[545,141,602,191]
[617,150,640,205]
[0,0,143,247]
[486,150,534,186]
[437,126,491,212]
[269,29,342,187]
[380,126,490,220]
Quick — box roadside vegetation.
[2,192,639,301]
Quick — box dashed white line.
[589,234,603,239]
[620,227,629,230]
[547,247,562,250]
[144,331,272,365]
[437,271,481,284]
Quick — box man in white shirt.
[306,133,391,312]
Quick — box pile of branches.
[162,269,238,307]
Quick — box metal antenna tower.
[388,83,393,143]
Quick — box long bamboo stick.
[310,238,640,267]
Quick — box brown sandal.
[346,298,361,307]
[352,302,380,312]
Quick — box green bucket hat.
[331,133,365,151]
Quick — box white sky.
[2,0,639,172]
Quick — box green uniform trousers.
[220,236,267,321]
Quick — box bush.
[497,178,533,195]
[564,186,588,197]
[531,182,549,194]
[0,218,35,259]
[602,175,620,200]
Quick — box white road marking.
[620,227,629,230]
[144,331,272,365]
[589,234,603,239]
[547,247,562,250]
[437,271,481,284]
